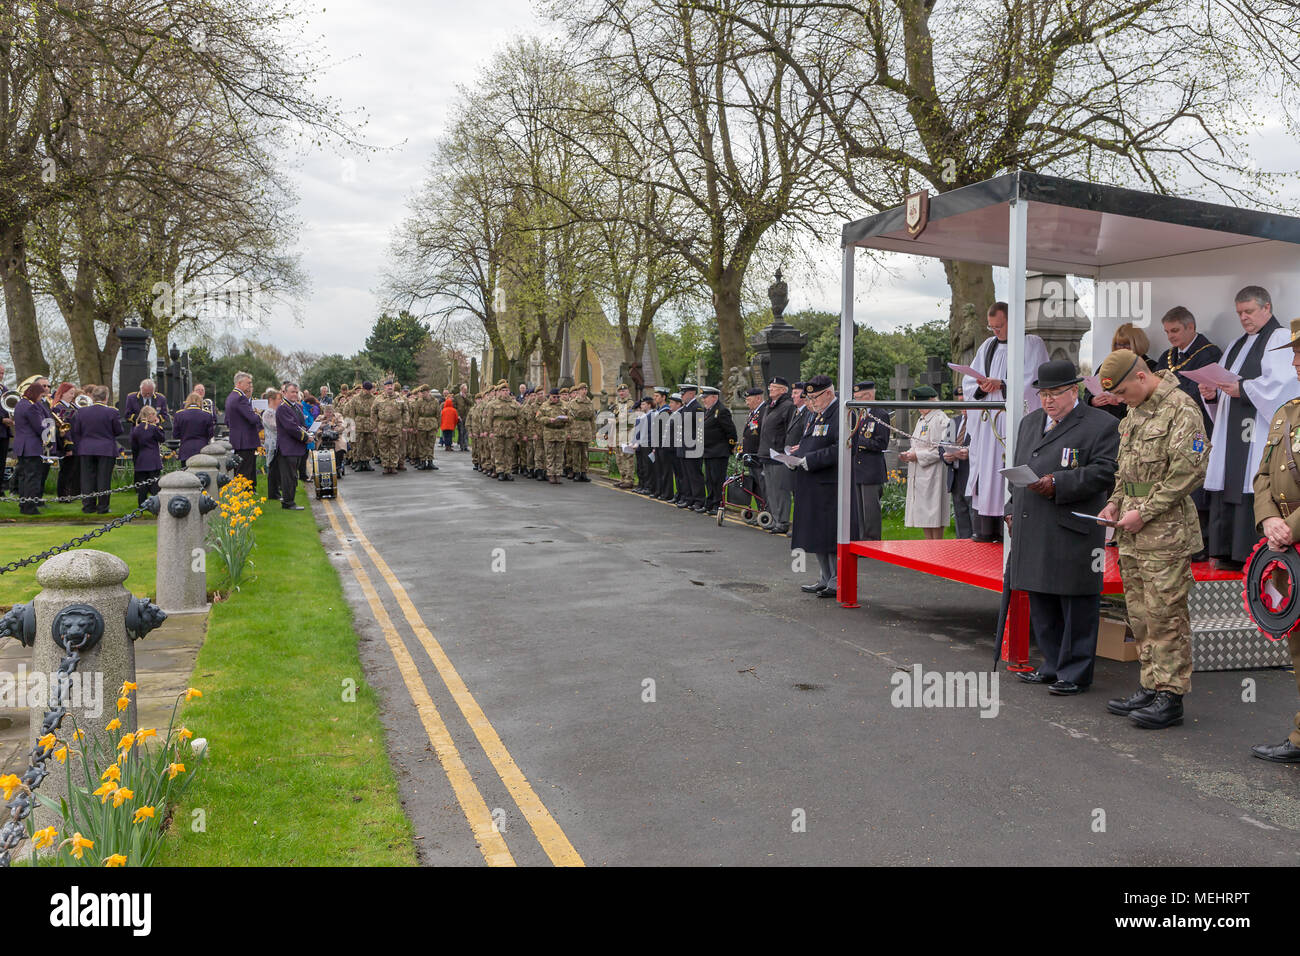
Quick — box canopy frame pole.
[836,244,858,607]
[1002,190,1029,623]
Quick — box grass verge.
[154,505,417,866]
[0,522,158,605]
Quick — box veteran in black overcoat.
[791,375,842,596]
[1006,360,1120,692]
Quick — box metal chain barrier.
[0,633,87,866]
[0,505,155,576]
[852,408,1007,450]
[1,474,163,508]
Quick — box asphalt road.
[316,453,1300,866]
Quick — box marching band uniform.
[13,389,49,515]
[225,387,262,488]
[71,401,123,514]
[51,396,80,501]
[173,402,216,463]
[275,396,309,509]
[130,420,165,506]
[123,389,170,426]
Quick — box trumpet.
[1,391,17,414]
[74,394,93,408]
[203,397,215,416]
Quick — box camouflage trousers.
[532,436,545,470]
[416,428,438,459]
[376,429,402,469]
[544,438,566,477]
[355,430,376,462]
[567,441,588,475]
[1118,548,1194,695]
[615,451,635,482]
[493,436,516,473]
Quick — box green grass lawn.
[881,512,957,540]
[0,521,159,605]
[155,506,418,866]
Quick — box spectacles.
[1036,386,1076,399]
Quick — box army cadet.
[411,385,441,470]
[526,389,547,480]
[350,382,377,470]
[371,379,406,474]
[612,383,638,489]
[557,387,573,477]
[490,381,518,480]
[1249,317,1300,762]
[568,382,595,482]
[471,391,486,472]
[515,388,533,476]
[541,389,568,483]
[1097,349,1210,729]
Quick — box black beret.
[853,380,875,391]
[362,381,373,389]
[745,387,763,396]
[548,388,560,395]
[793,381,807,390]
[804,374,834,395]
[770,377,790,387]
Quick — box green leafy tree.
[802,319,952,399]
[302,353,382,396]
[365,311,431,386]
[189,349,281,402]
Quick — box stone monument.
[750,269,807,387]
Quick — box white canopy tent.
[836,170,1300,564]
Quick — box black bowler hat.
[1031,359,1084,390]
[853,380,875,392]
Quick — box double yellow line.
[321,495,583,867]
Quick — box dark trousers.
[704,456,728,511]
[441,428,455,449]
[134,468,160,507]
[952,490,973,539]
[0,437,8,495]
[656,451,676,498]
[278,453,302,507]
[764,460,793,530]
[266,450,281,502]
[636,447,652,488]
[853,483,883,541]
[1027,591,1100,686]
[681,453,706,507]
[57,454,80,500]
[235,447,257,489]
[80,455,114,513]
[1208,491,1257,564]
[670,452,686,501]
[746,462,766,507]
[16,456,43,514]
[458,425,469,451]
[972,513,1003,542]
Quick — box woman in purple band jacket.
[130,407,165,506]
[13,377,52,515]
[173,392,216,463]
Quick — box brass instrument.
[1,391,17,414]
[203,397,215,416]
[75,394,93,408]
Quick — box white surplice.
[961,334,1050,517]
[1203,324,1300,495]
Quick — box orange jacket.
[440,398,459,430]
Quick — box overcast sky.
[228,0,1300,371]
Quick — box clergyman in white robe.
[962,333,1050,534]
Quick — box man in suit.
[1007,360,1120,695]
[849,380,890,541]
[224,371,262,489]
[759,377,795,534]
[738,387,766,518]
[700,386,736,513]
[122,378,171,427]
[72,385,125,514]
[945,384,974,539]
[275,382,310,510]
[790,375,841,597]
[12,376,51,514]
[676,383,706,510]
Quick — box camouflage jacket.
[568,396,596,442]
[351,390,376,431]
[1107,370,1209,554]
[372,393,406,432]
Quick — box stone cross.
[890,363,914,400]
[920,355,946,392]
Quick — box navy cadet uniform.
[676,385,707,511]
[699,387,737,513]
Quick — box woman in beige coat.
[898,386,950,539]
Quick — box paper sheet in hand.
[252,399,269,411]
[999,464,1040,487]
[771,450,803,468]
[307,419,324,435]
[1070,511,1119,527]
[948,362,984,380]
[1083,375,1103,397]
[1178,362,1239,388]
[620,444,635,454]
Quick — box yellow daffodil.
[105,718,121,732]
[33,826,57,849]
[37,732,57,750]
[185,688,203,702]
[68,833,93,859]
[93,782,116,802]
[116,695,130,712]
[137,728,157,742]
[120,680,137,694]
[177,728,193,742]
[0,774,22,800]
[133,806,155,824]
[167,762,186,780]
[116,732,135,752]
[72,729,84,742]
[111,787,134,808]
[101,764,120,782]
[54,746,67,764]
[103,853,127,867]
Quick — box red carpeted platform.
[836,539,1241,669]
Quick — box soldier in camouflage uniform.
[542,388,569,483]
[471,392,485,472]
[568,382,596,482]
[411,386,441,470]
[350,382,377,471]
[1249,317,1300,762]
[371,380,407,474]
[489,381,518,481]
[1098,349,1210,730]
[530,389,547,479]
[558,387,574,477]
[612,383,637,489]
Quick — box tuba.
[1,391,17,414]
[75,394,93,408]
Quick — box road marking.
[321,499,515,867]
[334,494,585,867]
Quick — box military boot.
[1106,688,1158,716]
[1129,691,1183,729]
[383,466,395,475]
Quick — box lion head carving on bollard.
[126,596,167,642]
[51,604,105,652]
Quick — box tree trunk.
[943,259,996,363]
[1,224,49,379]
[712,277,747,380]
[65,256,104,387]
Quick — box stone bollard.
[200,443,228,480]
[1,550,166,828]
[155,471,215,613]
[185,453,225,518]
